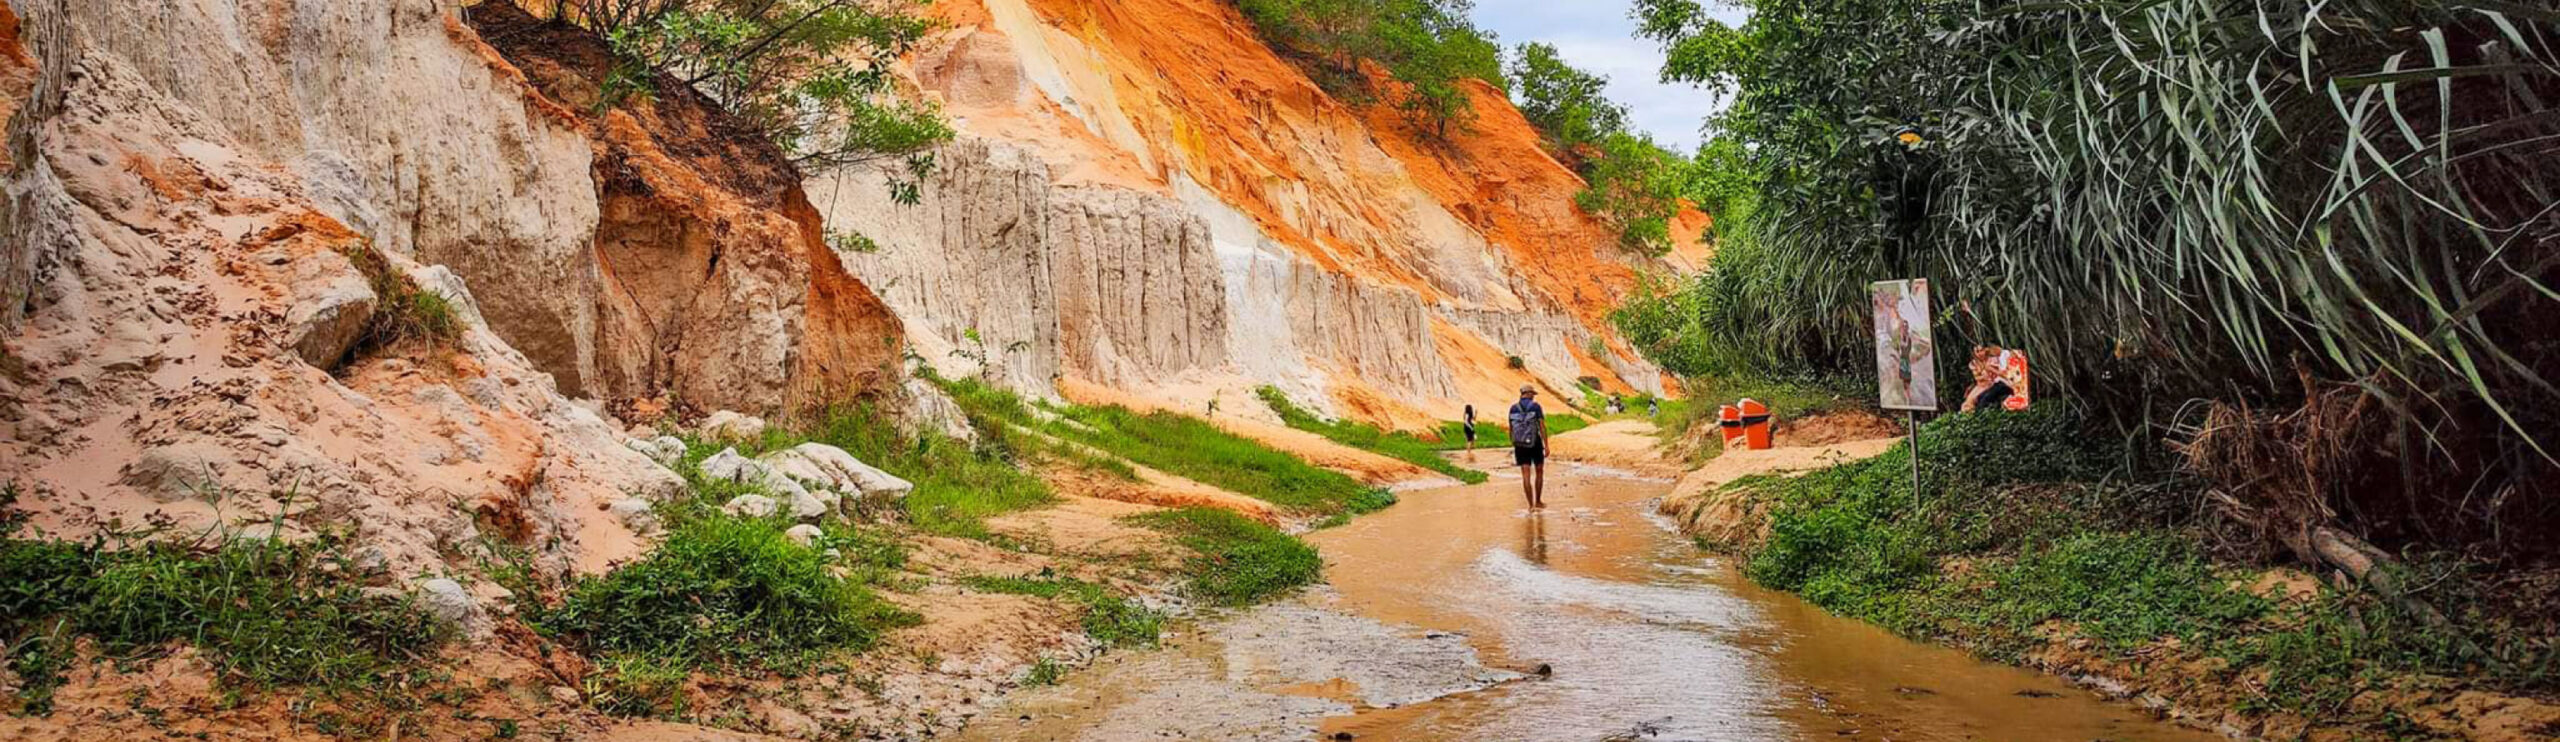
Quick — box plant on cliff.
[560,0,955,200]
[1506,42,1624,164]
[1235,0,1507,137]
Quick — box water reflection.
[1521,509,1549,565]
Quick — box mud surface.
[964,463,2225,741]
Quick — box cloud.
[1468,0,1748,152]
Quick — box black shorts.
[1514,445,1546,466]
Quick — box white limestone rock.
[785,524,825,546]
[700,411,769,442]
[760,443,915,501]
[418,578,491,640]
[722,494,779,519]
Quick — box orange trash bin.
[1718,404,1745,448]
[1738,398,1773,450]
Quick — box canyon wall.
[810,0,1676,427]
[0,0,908,575]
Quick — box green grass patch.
[669,403,1056,539]
[0,491,446,715]
[1127,507,1322,607]
[962,573,1164,648]
[1728,406,2559,714]
[540,513,918,678]
[1253,386,1486,484]
[939,377,1394,518]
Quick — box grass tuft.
[1127,507,1321,607]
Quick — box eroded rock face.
[463,4,906,416]
[0,0,683,577]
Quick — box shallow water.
[963,466,2223,741]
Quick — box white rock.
[120,443,228,503]
[761,442,914,500]
[700,410,768,441]
[698,447,761,483]
[418,578,491,639]
[785,524,825,546]
[623,435,684,467]
[722,494,778,518]
[789,490,831,520]
[607,497,659,532]
[283,255,377,369]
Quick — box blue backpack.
[1507,401,1544,447]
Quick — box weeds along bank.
[1,380,1386,738]
[1666,408,2560,739]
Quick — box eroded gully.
[960,455,2224,741]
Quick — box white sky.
[1467,0,1752,153]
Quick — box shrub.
[340,243,460,362]
[0,495,447,713]
[962,574,1165,648]
[543,513,917,674]
[1129,507,1322,607]
[1235,0,1506,137]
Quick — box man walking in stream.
[1508,385,1550,508]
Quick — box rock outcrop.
[0,0,908,576]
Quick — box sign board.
[1871,279,1937,411]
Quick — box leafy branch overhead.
[1236,0,1508,137]
[561,0,955,201]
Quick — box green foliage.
[962,574,1164,647]
[543,513,918,677]
[939,377,1394,518]
[826,229,883,254]
[1506,42,1624,156]
[1254,386,1487,484]
[0,497,447,713]
[1128,507,1323,607]
[688,402,1057,538]
[570,0,954,194]
[338,242,460,364]
[1728,406,2559,711]
[1630,0,2560,445]
[582,653,693,719]
[1235,0,1507,137]
[1020,657,1065,686]
[1573,131,1687,254]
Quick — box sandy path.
[1541,418,1683,477]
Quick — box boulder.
[785,524,825,546]
[284,260,378,370]
[698,447,765,483]
[417,578,491,639]
[606,497,658,533]
[120,443,229,503]
[700,410,768,442]
[760,442,915,500]
[722,494,778,518]
[623,436,685,467]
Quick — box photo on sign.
[1871,279,1937,411]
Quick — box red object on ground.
[1719,404,1745,448]
[1738,398,1774,450]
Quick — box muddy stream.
[961,458,2221,741]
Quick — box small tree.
[562,0,954,201]
[1507,42,1626,161]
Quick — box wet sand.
[961,460,2224,741]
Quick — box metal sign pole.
[1908,409,1921,500]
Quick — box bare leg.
[1530,462,1546,508]
[1520,459,1536,506]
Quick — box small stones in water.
[1891,685,1936,696]
[2015,688,2061,698]
[1331,732,1356,740]
[1534,663,1554,677]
